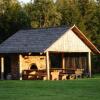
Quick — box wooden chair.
[69,74,76,80]
[51,70,60,80]
[75,69,84,79]
[61,74,68,80]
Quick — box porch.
[0,52,91,80]
[22,52,91,80]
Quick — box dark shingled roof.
[0,27,68,53]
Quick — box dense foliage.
[0,0,100,72]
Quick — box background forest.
[0,0,100,73]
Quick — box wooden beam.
[46,51,50,80]
[88,52,91,77]
[1,57,4,80]
[19,54,22,80]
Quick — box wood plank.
[1,57,4,80]
[62,53,65,69]
[19,54,22,80]
[88,52,91,77]
[46,51,50,80]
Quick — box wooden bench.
[22,70,47,80]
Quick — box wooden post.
[46,51,50,80]
[1,57,4,80]
[88,52,91,77]
[62,53,65,69]
[19,54,22,80]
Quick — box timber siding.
[46,30,91,52]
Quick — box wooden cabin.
[0,25,100,80]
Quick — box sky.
[18,0,31,4]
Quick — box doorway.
[50,53,62,68]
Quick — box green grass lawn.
[0,79,100,100]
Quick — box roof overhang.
[71,25,100,54]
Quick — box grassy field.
[0,78,100,100]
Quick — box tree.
[0,0,30,43]
[56,0,86,32]
[24,0,61,28]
